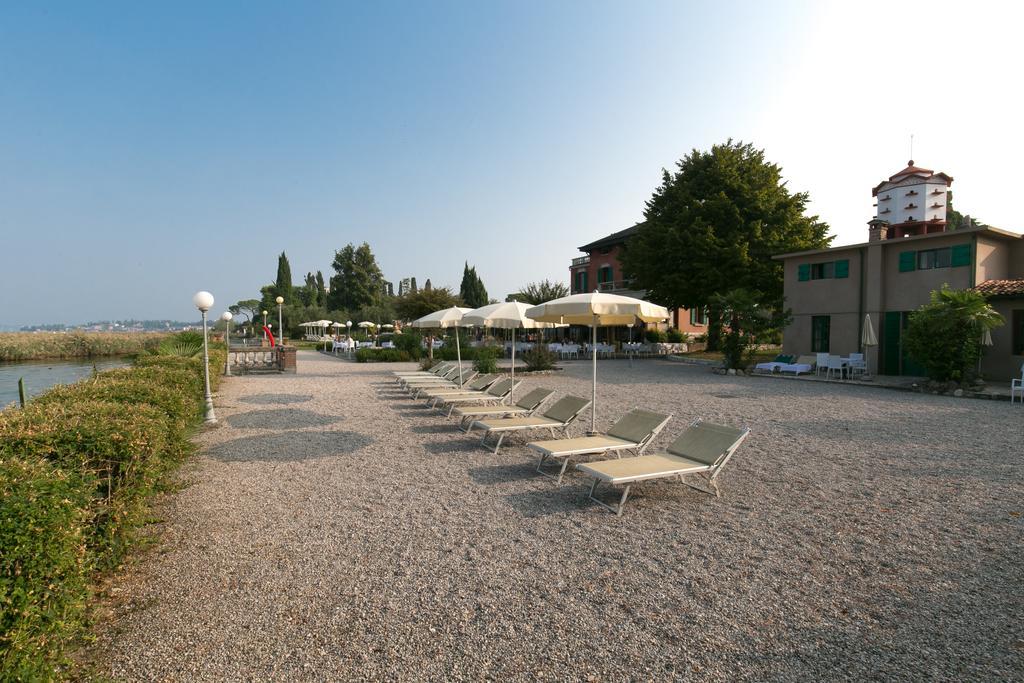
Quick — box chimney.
[868,218,889,242]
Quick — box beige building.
[775,162,1024,381]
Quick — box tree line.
[228,245,568,337]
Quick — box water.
[0,357,131,408]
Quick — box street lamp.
[192,290,217,424]
[346,320,352,357]
[220,311,233,376]
[275,296,285,343]
[262,310,268,342]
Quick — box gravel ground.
[94,351,1024,681]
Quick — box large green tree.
[394,287,461,321]
[508,279,569,305]
[620,140,831,349]
[327,242,385,311]
[459,262,489,308]
[275,251,294,305]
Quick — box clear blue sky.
[2,1,1019,326]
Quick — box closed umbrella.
[462,301,564,401]
[527,292,669,433]
[979,328,994,376]
[861,314,878,347]
[410,307,473,384]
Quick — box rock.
[953,389,964,397]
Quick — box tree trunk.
[706,304,724,352]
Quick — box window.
[689,308,707,326]
[597,265,613,285]
[811,316,831,353]
[1013,310,1024,356]
[575,270,588,293]
[900,244,971,273]
[918,248,952,270]
[798,259,849,282]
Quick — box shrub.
[0,332,165,361]
[1,456,93,680]
[355,348,412,363]
[904,286,1004,383]
[0,400,177,565]
[644,328,667,343]
[473,346,499,374]
[419,356,441,371]
[665,328,686,343]
[523,345,556,371]
[392,332,422,359]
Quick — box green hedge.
[0,457,92,680]
[0,334,224,679]
[355,348,412,363]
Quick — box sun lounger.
[778,354,817,375]
[452,388,554,430]
[398,365,463,387]
[400,367,474,391]
[414,374,498,400]
[754,354,795,373]
[527,409,672,484]
[432,378,521,415]
[472,395,592,454]
[393,361,455,380]
[576,419,750,515]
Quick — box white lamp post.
[275,296,285,344]
[262,310,268,342]
[192,291,217,424]
[220,311,233,376]
[346,320,353,357]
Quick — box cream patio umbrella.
[410,307,473,385]
[462,301,564,401]
[861,313,878,376]
[527,292,669,433]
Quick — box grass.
[0,332,166,361]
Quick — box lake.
[0,357,131,408]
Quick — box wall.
[781,247,863,356]
[982,299,1024,381]
[881,234,973,311]
[975,236,1010,283]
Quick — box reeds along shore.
[0,332,166,361]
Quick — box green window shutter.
[951,243,972,267]
[835,259,849,278]
[798,264,810,282]
[898,251,917,272]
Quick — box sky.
[1,0,1021,327]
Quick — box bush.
[904,286,1004,383]
[0,401,178,565]
[0,332,164,361]
[419,356,441,371]
[644,328,667,343]
[665,328,686,343]
[523,345,556,371]
[355,348,412,363]
[1,456,93,680]
[473,346,499,374]
[392,332,423,359]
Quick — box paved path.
[96,351,1023,681]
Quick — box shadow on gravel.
[238,393,314,405]
[226,408,342,430]
[468,464,537,485]
[205,430,373,462]
[422,439,480,454]
[409,424,459,434]
[504,487,585,517]
[389,403,431,412]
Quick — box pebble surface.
[94,351,1024,681]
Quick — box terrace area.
[95,351,1022,680]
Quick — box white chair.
[847,353,866,378]
[825,355,847,380]
[816,353,830,377]
[1012,363,1024,404]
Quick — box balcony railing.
[571,255,591,267]
[596,279,638,292]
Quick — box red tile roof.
[973,279,1024,297]
[888,160,933,180]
